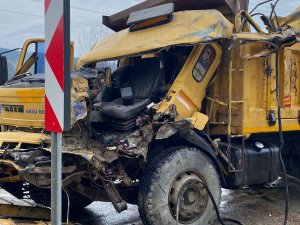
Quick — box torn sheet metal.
[71,77,89,125]
[0,132,50,148]
[243,49,276,60]
[76,10,233,69]
[117,126,153,158]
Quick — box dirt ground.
[1,181,300,225]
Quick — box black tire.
[138,147,221,225]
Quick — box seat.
[95,57,164,130]
[97,98,151,120]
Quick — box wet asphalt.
[68,181,300,225]
[1,181,300,225]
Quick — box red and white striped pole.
[45,0,70,224]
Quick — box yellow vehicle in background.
[0,0,299,224]
[0,39,74,129]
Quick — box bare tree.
[78,21,112,55]
[78,22,117,70]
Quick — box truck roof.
[103,0,249,31]
[77,10,233,69]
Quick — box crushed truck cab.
[0,0,300,224]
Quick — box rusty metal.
[103,0,249,31]
[21,165,77,175]
[0,160,21,183]
[239,10,263,33]
[104,67,112,87]
[169,171,209,223]
[62,171,87,187]
[100,175,128,213]
[73,184,110,202]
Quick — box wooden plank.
[0,189,50,220]
[0,205,50,220]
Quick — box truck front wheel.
[138,147,221,225]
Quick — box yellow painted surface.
[233,32,288,41]
[76,10,233,69]
[0,160,21,183]
[0,75,88,129]
[207,39,300,136]
[243,124,300,134]
[0,88,45,128]
[243,43,300,134]
[0,132,49,145]
[157,43,222,123]
[15,38,45,73]
[190,112,209,130]
[15,38,74,77]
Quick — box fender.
[180,129,226,186]
[155,121,226,186]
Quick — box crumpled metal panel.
[76,10,233,69]
[0,132,49,147]
[71,77,89,125]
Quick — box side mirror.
[0,56,8,85]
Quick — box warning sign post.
[45,0,70,224]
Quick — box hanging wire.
[62,186,70,225]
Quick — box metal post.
[51,132,62,225]
[45,0,70,224]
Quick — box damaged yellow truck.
[0,0,300,224]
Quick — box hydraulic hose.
[200,181,243,225]
[275,48,289,225]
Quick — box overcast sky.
[0,0,299,56]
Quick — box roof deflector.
[103,0,249,31]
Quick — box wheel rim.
[169,170,209,224]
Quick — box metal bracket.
[101,178,128,213]
[268,110,277,126]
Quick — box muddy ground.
[69,181,300,225]
[1,181,300,225]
